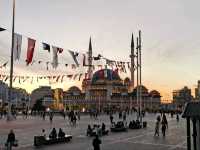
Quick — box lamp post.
[7,0,15,121]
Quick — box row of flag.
[0,67,121,84]
[0,27,131,72]
[0,59,129,74]
[0,27,81,68]
[0,73,86,84]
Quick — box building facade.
[173,86,193,108]
[0,80,29,108]
[63,69,161,111]
[30,36,161,111]
[195,80,200,100]
[0,80,9,106]
[30,86,53,107]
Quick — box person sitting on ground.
[87,125,93,136]
[49,128,57,139]
[58,128,65,138]
[7,129,16,147]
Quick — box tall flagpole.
[139,30,142,124]
[7,0,15,121]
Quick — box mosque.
[62,37,161,111]
[31,36,161,111]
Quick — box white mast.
[7,0,15,121]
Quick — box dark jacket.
[7,132,15,143]
[93,137,101,150]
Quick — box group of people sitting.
[112,121,127,128]
[42,128,66,139]
[129,120,141,129]
[87,123,109,136]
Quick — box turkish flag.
[26,38,36,65]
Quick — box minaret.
[85,37,93,102]
[130,33,135,91]
[88,37,93,79]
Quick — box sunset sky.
[0,0,200,101]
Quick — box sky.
[0,0,200,101]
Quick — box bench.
[34,135,72,147]
[110,127,127,132]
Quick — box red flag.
[26,38,36,65]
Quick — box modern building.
[0,80,29,108]
[173,86,193,108]
[10,87,29,108]
[0,80,9,106]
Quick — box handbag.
[13,140,18,147]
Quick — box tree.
[32,98,45,112]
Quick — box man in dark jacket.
[92,135,101,150]
[7,129,16,149]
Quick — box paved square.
[0,113,187,150]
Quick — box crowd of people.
[1,108,182,150]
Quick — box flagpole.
[7,0,15,121]
[139,30,142,124]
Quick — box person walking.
[162,114,168,129]
[176,114,179,122]
[161,120,167,137]
[92,135,101,150]
[154,116,161,136]
[110,114,114,124]
[154,120,160,136]
[49,112,53,124]
[6,129,16,150]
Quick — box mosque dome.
[91,69,122,84]
[149,90,161,98]
[132,85,149,96]
[66,86,81,95]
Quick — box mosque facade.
[31,36,161,111]
[62,68,161,111]
[62,36,161,111]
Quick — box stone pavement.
[0,113,187,150]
